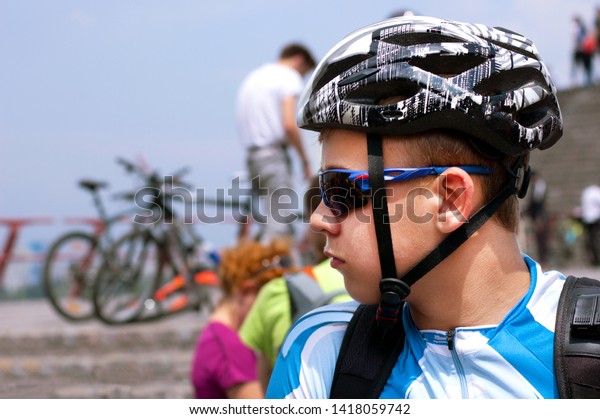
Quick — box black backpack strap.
[555,275,600,398]
[330,303,406,399]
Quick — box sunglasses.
[319,166,492,216]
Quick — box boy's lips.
[324,249,345,266]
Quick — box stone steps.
[0,299,206,398]
[0,350,194,398]
[2,378,194,399]
[530,84,600,217]
[0,323,200,356]
[0,349,191,381]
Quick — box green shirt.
[239,259,350,366]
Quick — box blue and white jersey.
[266,256,566,399]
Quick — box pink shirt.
[191,321,258,398]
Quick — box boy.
[267,15,567,398]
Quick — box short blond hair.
[387,130,527,232]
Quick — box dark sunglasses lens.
[320,172,369,216]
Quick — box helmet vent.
[486,39,537,60]
[409,55,487,77]
[473,67,549,96]
[380,31,461,46]
[345,80,421,105]
[515,97,555,128]
[313,54,371,92]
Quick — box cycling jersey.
[266,256,566,399]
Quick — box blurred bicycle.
[42,159,143,321]
[92,159,220,325]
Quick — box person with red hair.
[190,238,295,398]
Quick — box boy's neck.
[406,223,530,331]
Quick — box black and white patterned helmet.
[298,16,563,157]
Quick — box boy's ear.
[434,167,475,233]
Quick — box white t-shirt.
[236,63,304,148]
[581,184,600,223]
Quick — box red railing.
[0,218,54,284]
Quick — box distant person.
[236,43,317,242]
[239,177,351,392]
[572,15,595,86]
[595,7,600,82]
[526,171,549,264]
[596,7,600,53]
[581,179,600,266]
[190,238,295,398]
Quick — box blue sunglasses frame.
[318,165,492,215]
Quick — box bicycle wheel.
[93,230,162,324]
[42,231,99,321]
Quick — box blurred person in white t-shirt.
[236,44,316,243]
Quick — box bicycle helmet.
[298,15,562,157]
[301,16,563,329]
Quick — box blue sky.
[0,0,597,250]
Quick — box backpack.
[284,270,347,324]
[330,275,600,399]
[582,34,598,55]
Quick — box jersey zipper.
[447,329,470,398]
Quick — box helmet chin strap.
[367,134,410,329]
[367,133,529,330]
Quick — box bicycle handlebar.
[115,157,140,175]
[79,179,109,192]
[112,157,200,224]
[115,157,191,190]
